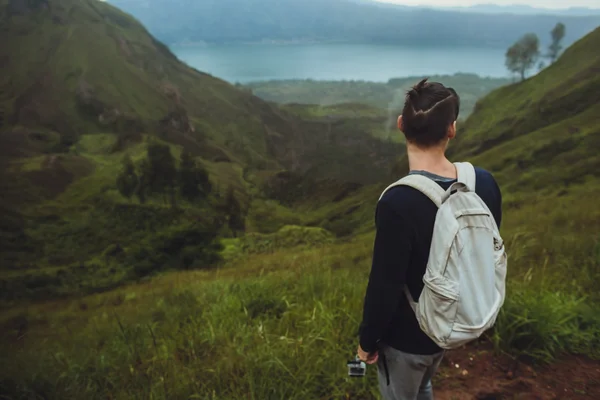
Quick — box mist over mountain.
[436,4,600,16]
[368,1,600,16]
[108,0,600,48]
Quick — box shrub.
[490,280,600,363]
[126,223,223,278]
[238,225,335,254]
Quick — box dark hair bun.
[407,78,428,103]
[401,78,460,147]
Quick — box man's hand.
[357,344,379,364]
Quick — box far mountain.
[108,0,600,48]
[369,1,600,16]
[437,4,600,16]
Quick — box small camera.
[347,356,366,377]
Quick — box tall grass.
[491,277,600,364]
[1,235,599,399]
[0,243,378,399]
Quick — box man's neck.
[406,143,456,179]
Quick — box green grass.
[1,231,599,399]
[0,240,376,399]
[0,134,229,301]
[491,279,600,365]
[449,27,600,168]
[234,225,336,256]
[0,124,386,302]
[0,119,393,302]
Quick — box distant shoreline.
[172,39,348,47]
[168,40,510,49]
[241,74,512,120]
[240,72,508,85]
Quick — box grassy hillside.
[2,234,599,399]
[447,27,600,298]
[449,27,600,184]
[0,0,400,185]
[1,1,600,399]
[245,73,511,122]
[0,0,312,188]
[0,0,403,301]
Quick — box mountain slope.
[0,0,401,191]
[443,26,600,298]
[0,0,402,298]
[449,25,600,195]
[108,0,600,48]
[0,0,292,168]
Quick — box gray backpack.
[379,162,507,349]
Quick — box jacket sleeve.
[358,198,413,353]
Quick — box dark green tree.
[179,150,199,201]
[505,33,540,81]
[223,186,245,235]
[547,22,566,64]
[116,154,138,201]
[135,159,149,204]
[138,143,177,205]
[179,150,212,202]
[198,168,211,195]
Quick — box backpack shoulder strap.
[454,162,476,192]
[379,174,445,208]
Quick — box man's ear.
[448,121,457,140]
[397,115,404,132]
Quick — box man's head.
[398,78,460,149]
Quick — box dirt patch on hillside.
[0,129,55,159]
[25,154,95,199]
[434,343,599,399]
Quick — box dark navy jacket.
[358,167,502,355]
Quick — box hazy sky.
[375,0,600,8]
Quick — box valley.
[244,74,511,122]
[0,0,599,399]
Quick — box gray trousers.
[376,344,445,400]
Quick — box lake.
[171,43,510,83]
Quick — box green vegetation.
[0,0,403,302]
[233,225,336,256]
[547,22,567,64]
[505,23,567,79]
[116,154,138,201]
[178,150,212,202]
[1,0,600,398]
[505,33,541,81]
[245,73,510,122]
[1,232,599,398]
[0,241,379,399]
[0,0,294,169]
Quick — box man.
[357,78,502,400]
